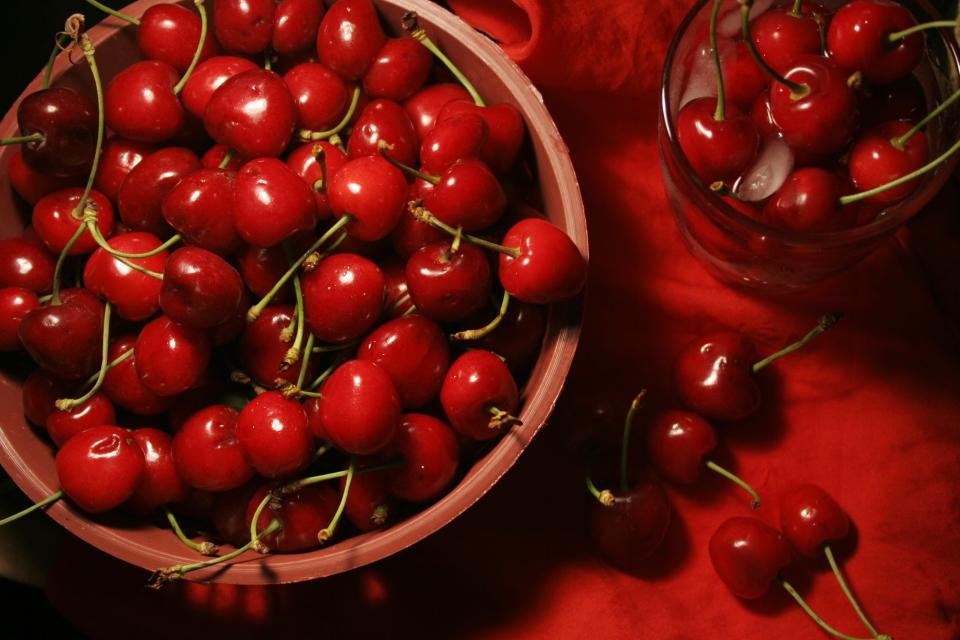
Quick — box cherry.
[763,168,852,232]
[160,246,244,328]
[750,91,780,137]
[56,425,145,513]
[0,238,54,292]
[405,240,492,323]
[135,315,211,396]
[779,484,849,558]
[0,287,39,351]
[83,232,167,321]
[721,41,769,109]
[126,428,188,514]
[273,0,325,56]
[302,252,385,343]
[363,37,433,102]
[236,391,315,479]
[32,188,114,256]
[173,404,254,492]
[8,150,83,205]
[588,478,672,571]
[751,3,824,74]
[181,55,259,119]
[162,167,242,256]
[391,197,446,259]
[315,359,401,454]
[118,146,199,236]
[827,0,923,85]
[235,158,319,248]
[22,370,72,427]
[201,143,244,171]
[381,256,416,318]
[240,305,315,388]
[328,155,408,241]
[102,335,172,415]
[285,141,348,218]
[212,484,259,546]
[848,121,929,206]
[440,350,519,441]
[389,413,459,502]
[19,288,104,380]
[709,516,792,599]
[342,469,392,530]
[237,245,294,302]
[204,69,297,159]
[404,83,471,140]
[94,137,155,203]
[348,99,419,167]
[419,111,488,174]
[16,87,97,176]
[138,3,220,74]
[435,100,525,176]
[463,300,545,372]
[497,218,587,305]
[677,97,760,183]
[46,393,116,448]
[246,482,339,552]
[211,0,275,54]
[285,63,351,132]
[422,159,507,231]
[104,60,184,143]
[358,315,450,409]
[316,0,387,81]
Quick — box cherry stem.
[585,475,615,507]
[80,347,133,391]
[83,216,164,279]
[247,215,352,322]
[0,133,44,146]
[789,0,803,17]
[74,35,106,227]
[299,86,361,141]
[378,140,440,184]
[371,504,389,527]
[704,459,760,508]
[44,34,72,90]
[280,461,402,495]
[165,506,218,556]
[293,333,315,392]
[280,274,306,370]
[402,11,485,107]
[50,224,88,305]
[218,149,235,169]
[739,0,809,98]
[452,290,510,341]
[0,490,63,527]
[172,0,207,95]
[312,339,359,354]
[248,491,276,553]
[888,20,957,42]
[388,292,413,315]
[710,181,743,200]
[710,0,726,121]
[55,303,112,411]
[318,459,354,544]
[618,390,646,492]
[408,202,522,259]
[299,350,349,397]
[311,144,327,191]
[83,0,140,25]
[824,545,882,638]
[752,313,842,373]
[780,578,879,640]
[840,135,960,206]
[487,405,522,430]
[890,87,960,150]
[91,227,182,259]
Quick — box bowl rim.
[0,0,588,584]
[659,0,960,249]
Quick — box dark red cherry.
[83,232,168,321]
[0,287,39,351]
[405,240,492,323]
[422,159,506,232]
[56,425,145,513]
[498,218,587,304]
[19,288,104,380]
[0,238,54,292]
[201,143,245,171]
[284,63,350,132]
[644,409,719,484]
[347,98,419,166]
[316,0,386,81]
[440,350,519,441]
[236,391,314,479]
[204,69,297,159]
[173,405,254,492]
[135,315,211,396]
[389,413,459,503]
[22,370,72,427]
[16,87,97,176]
[763,168,851,232]
[212,483,259,546]
[467,300,546,372]
[751,4,824,73]
[102,335,172,415]
[273,0,325,55]
[138,2,221,73]
[859,74,926,130]
[779,484,850,558]
[721,41,769,109]
[358,315,450,409]
[104,60,184,143]
[235,158,318,248]
[341,469,392,531]
[362,37,432,102]
[674,331,759,421]
[46,393,117,448]
[211,0,275,54]
[181,55,260,119]
[236,245,293,301]
[827,0,923,85]
[315,359,401,455]
[750,92,779,138]
[404,83,471,140]
[160,246,244,328]
[381,256,416,318]
[589,478,672,571]
[126,428,187,514]
[32,188,114,256]
[328,155,408,241]
[436,100,525,176]
[162,167,242,256]
[848,121,929,206]
[302,253,385,343]
[117,147,199,236]
[285,141,348,218]
[8,150,83,205]
[391,203,446,260]
[677,97,760,183]
[94,137,155,202]
[709,517,793,599]
[246,482,338,551]
[419,112,488,174]
[240,305,315,388]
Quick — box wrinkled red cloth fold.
[45,1,960,638]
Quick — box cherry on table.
[32,188,114,256]
[315,359,402,455]
[0,238,55,292]
[19,288,104,380]
[709,516,792,599]
[316,0,387,81]
[236,391,315,479]
[389,413,459,503]
[273,0,325,56]
[363,37,433,102]
[83,231,168,321]
[284,62,351,132]
[827,0,923,85]
[16,87,97,177]
[779,484,850,558]
[589,478,672,572]
[138,2,221,73]
[440,349,519,441]
[234,158,319,248]
[102,335,173,416]
[204,69,297,159]
[46,392,116,448]
[181,55,260,120]
[847,120,929,206]
[211,0,275,54]
[56,425,145,514]
[104,60,185,143]
[173,404,254,492]
[118,145,204,236]
[302,252,385,343]
[160,246,245,328]
[162,167,242,256]
[405,240,492,323]
[135,315,212,396]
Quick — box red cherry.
[405,240,492,323]
[389,413,459,503]
[419,112,488,174]
[404,83,471,140]
[16,87,97,176]
[302,253,385,343]
[465,300,545,373]
[273,0,325,56]
[677,97,760,183]
[751,5,824,74]
[102,335,172,415]
[285,141,348,218]
[135,315,211,396]
[0,287,40,351]
[284,63,350,132]
[347,98,419,167]
[56,425,145,513]
[94,137,155,202]
[204,69,297,159]
[709,516,793,599]
[391,201,446,259]
[827,0,923,85]
[328,156,408,241]
[236,245,293,302]
[181,55,260,119]
[126,428,188,514]
[201,143,245,171]
[341,469,392,531]
[22,370,72,427]
[19,288,104,380]
[440,350,519,441]
[315,359,401,455]
[104,60,185,143]
[779,484,850,558]
[436,100,525,176]
[762,167,851,232]
[240,305,315,389]
[316,0,386,81]
[32,188,114,256]
[588,478,672,571]
[422,159,506,232]
[8,150,83,205]
[750,92,780,138]
[721,41,769,109]
[674,330,760,421]
[234,158,319,248]
[246,482,338,551]
[644,409,721,484]
[173,405,254,492]
[363,37,432,102]
[211,0,275,54]
[498,218,587,304]
[138,3,220,73]
[381,256,416,318]
[162,167,242,256]
[83,232,168,321]
[236,391,315,479]
[303,395,327,443]
[358,315,450,409]
[0,238,54,292]
[848,121,929,206]
[160,246,244,328]
[46,393,117,448]
[212,483,258,546]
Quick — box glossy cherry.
[588,478,672,571]
[497,218,587,304]
[204,69,297,159]
[405,240,492,323]
[381,256,416,318]
[404,83,471,140]
[138,2,220,73]
[94,137,155,202]
[19,288,104,380]
[160,246,244,328]
[234,158,319,248]
[302,252,385,343]
[436,100,525,176]
[316,0,386,80]
[273,0,325,55]
[285,63,351,132]
[422,159,507,232]
[389,413,459,502]
[83,232,168,321]
[751,3,824,74]
[315,359,401,455]
[102,335,172,415]
[236,391,315,479]
[419,111,488,174]
[8,150,83,205]
[126,428,188,514]
[828,0,923,85]
[117,147,198,235]
[46,393,116,448]
[342,469,392,531]
[721,41,769,109]
[173,404,254,492]
[246,482,339,551]
[674,330,760,421]
[348,99,419,167]
[363,37,432,102]
[440,350,519,441]
[211,0,275,54]
[328,155,408,241]
[22,370,72,427]
[162,167,242,256]
[237,245,294,301]
[677,97,760,183]
[32,188,114,256]
[285,141,348,218]
[201,143,244,171]
[763,168,851,232]
[709,516,793,599]
[0,238,54,292]
[848,121,929,206]
[16,87,97,176]
[240,305,315,388]
[181,55,259,119]
[779,484,850,558]
[104,60,184,143]
[56,425,145,513]
[135,315,211,396]
[0,287,39,351]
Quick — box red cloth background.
[43,1,960,637]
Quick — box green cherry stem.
[840,137,960,205]
[710,0,727,121]
[887,20,957,42]
[281,274,306,370]
[218,149,235,169]
[279,461,402,495]
[752,313,842,373]
[402,11,485,107]
[280,333,315,399]
[451,290,510,341]
[379,140,440,184]
[824,545,882,638]
[74,34,106,223]
[0,491,63,527]
[311,144,327,191]
[50,224,88,305]
[299,86,361,141]
[740,0,810,99]
[409,203,521,259]
[318,459,354,544]
[779,578,885,640]
[704,460,760,508]
[890,87,960,150]
[248,490,276,553]
[312,339,359,354]
[55,303,112,411]
[298,350,348,397]
[172,0,207,96]
[585,475,615,506]
[619,390,646,493]
[82,212,164,279]
[44,34,72,89]
[89,225,182,258]
[83,0,140,25]
[789,0,804,17]
[79,347,134,391]
[165,506,219,556]
[0,133,44,146]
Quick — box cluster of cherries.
[0,0,586,584]
[678,0,960,233]
[585,316,894,640]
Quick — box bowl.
[659,0,960,291]
[0,0,587,584]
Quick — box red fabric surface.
[45,1,960,638]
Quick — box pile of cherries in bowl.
[0,0,586,584]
